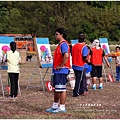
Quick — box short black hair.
[78,33,85,43]
[55,28,67,39]
[116,46,120,50]
[10,41,16,53]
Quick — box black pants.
[8,73,19,97]
[73,70,88,97]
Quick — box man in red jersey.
[46,28,70,113]
[90,39,110,90]
[72,33,89,97]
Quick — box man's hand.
[106,62,110,67]
[56,65,63,70]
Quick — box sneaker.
[82,91,88,96]
[99,86,103,89]
[52,108,66,113]
[7,96,17,98]
[92,86,96,90]
[46,107,57,112]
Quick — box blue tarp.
[0,36,14,44]
[71,40,78,45]
[36,38,49,44]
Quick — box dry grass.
[0,55,120,119]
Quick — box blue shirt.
[84,64,92,73]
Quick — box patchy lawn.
[0,55,119,119]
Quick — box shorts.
[53,74,67,92]
[91,65,102,78]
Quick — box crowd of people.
[46,27,120,113]
[3,27,120,114]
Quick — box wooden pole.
[33,36,42,68]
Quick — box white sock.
[93,84,96,87]
[99,83,103,87]
[52,102,58,109]
[60,104,65,111]
[87,79,90,85]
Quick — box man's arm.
[82,46,90,63]
[102,50,110,67]
[103,55,110,67]
[82,56,89,63]
[56,52,69,70]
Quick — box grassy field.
[0,45,119,119]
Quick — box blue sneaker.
[46,107,57,112]
[99,86,103,89]
[92,86,96,90]
[52,108,66,113]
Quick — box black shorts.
[53,74,68,92]
[90,65,102,78]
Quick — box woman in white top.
[6,41,21,98]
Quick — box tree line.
[0,1,120,44]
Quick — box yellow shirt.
[111,52,120,56]
[6,50,21,73]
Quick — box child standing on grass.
[6,41,21,98]
[108,46,120,81]
[114,46,120,81]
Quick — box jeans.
[116,66,120,81]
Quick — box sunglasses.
[55,33,59,36]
